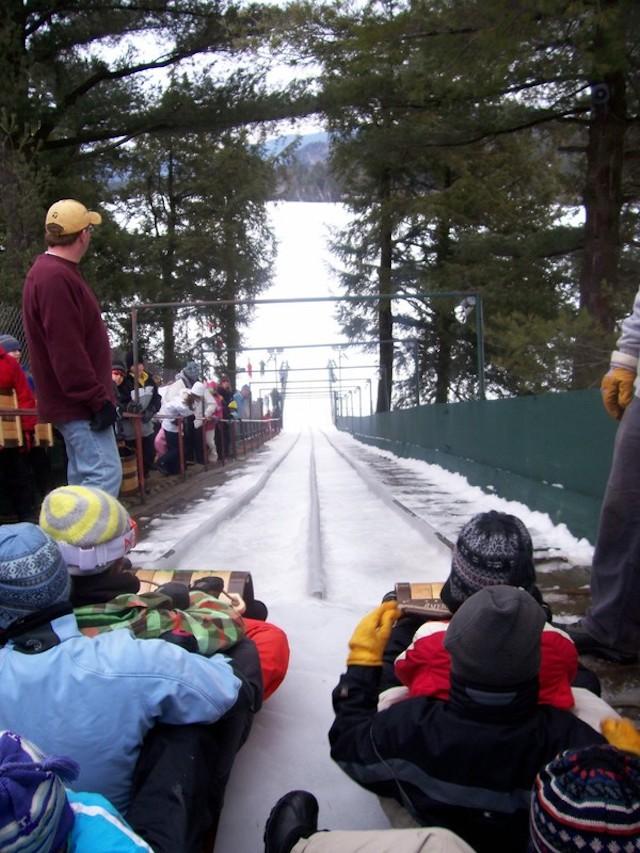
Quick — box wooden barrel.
[119,446,139,496]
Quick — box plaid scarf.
[74,589,245,655]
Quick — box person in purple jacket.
[22,199,122,495]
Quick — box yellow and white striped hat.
[39,486,134,575]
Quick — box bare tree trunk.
[377,170,393,412]
[433,191,453,404]
[575,2,627,386]
[161,308,176,369]
[161,149,179,369]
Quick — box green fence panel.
[336,389,618,543]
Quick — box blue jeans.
[56,420,122,496]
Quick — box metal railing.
[0,407,281,505]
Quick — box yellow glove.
[601,717,640,756]
[601,367,636,420]
[347,601,401,667]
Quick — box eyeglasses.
[84,225,94,234]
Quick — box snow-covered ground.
[130,426,592,853]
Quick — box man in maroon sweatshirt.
[22,199,122,495]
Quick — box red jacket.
[0,346,37,433]
[22,253,114,423]
[243,618,290,700]
[394,619,578,710]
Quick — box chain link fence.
[0,303,28,367]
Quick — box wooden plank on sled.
[395,581,451,619]
[135,568,254,604]
[34,422,54,448]
[0,389,23,448]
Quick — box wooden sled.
[395,581,451,619]
[0,389,23,448]
[135,568,255,611]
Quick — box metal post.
[476,294,486,400]
[356,386,362,418]
[414,340,420,407]
[133,414,146,502]
[131,307,140,404]
[178,418,186,480]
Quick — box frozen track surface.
[175,428,450,607]
[163,428,452,853]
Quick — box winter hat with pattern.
[0,523,70,630]
[440,510,537,612]
[529,744,640,852]
[0,335,20,355]
[0,730,78,852]
[39,486,133,576]
[444,585,545,687]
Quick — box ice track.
[131,428,453,853]
[172,428,451,607]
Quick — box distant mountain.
[263,131,329,158]
[265,132,340,202]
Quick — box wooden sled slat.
[395,581,450,619]
[0,389,23,448]
[34,422,54,447]
[134,568,254,603]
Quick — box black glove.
[126,402,143,414]
[190,576,225,597]
[90,401,118,432]
[142,408,155,424]
[155,581,191,610]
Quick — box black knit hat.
[441,511,538,612]
[444,585,545,687]
[530,745,640,852]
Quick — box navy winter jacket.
[329,666,604,853]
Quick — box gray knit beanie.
[444,585,545,686]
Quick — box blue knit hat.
[0,524,70,629]
[530,744,640,852]
[0,730,78,852]
[0,335,21,355]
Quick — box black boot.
[563,620,637,665]
[264,790,319,853]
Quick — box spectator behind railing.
[0,334,53,503]
[120,354,161,477]
[160,362,200,463]
[191,381,217,465]
[0,345,37,521]
[204,381,225,462]
[156,388,203,475]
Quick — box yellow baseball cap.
[45,199,102,237]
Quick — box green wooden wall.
[336,389,618,543]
